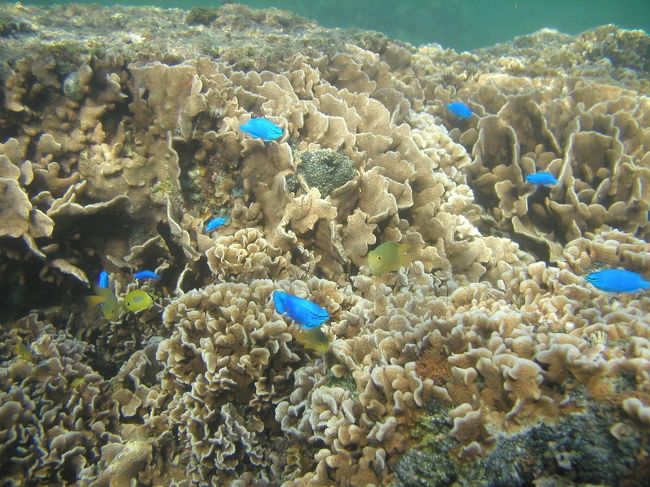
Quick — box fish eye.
[377,256,382,260]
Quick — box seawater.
[19,0,650,50]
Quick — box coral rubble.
[1,2,649,486]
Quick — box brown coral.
[1,3,650,486]
[0,315,118,485]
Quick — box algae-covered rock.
[0,12,33,36]
[296,149,357,197]
[186,7,220,26]
[392,399,643,487]
[471,403,641,485]
[391,402,458,487]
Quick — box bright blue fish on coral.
[133,270,161,280]
[447,101,473,120]
[205,216,229,232]
[98,270,109,289]
[240,117,283,141]
[526,171,558,186]
[586,269,650,293]
[273,291,330,329]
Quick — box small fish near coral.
[447,101,473,120]
[273,290,330,329]
[98,270,109,289]
[12,341,33,362]
[525,171,558,187]
[204,215,229,232]
[123,289,155,312]
[240,117,283,141]
[368,241,414,276]
[586,269,650,293]
[133,270,161,280]
[86,287,120,320]
[296,327,331,355]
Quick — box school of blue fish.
[85,111,649,354]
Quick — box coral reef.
[393,396,644,486]
[1,2,649,486]
[0,315,119,484]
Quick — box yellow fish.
[123,290,154,312]
[12,341,33,362]
[86,287,120,320]
[296,327,330,355]
[367,242,413,275]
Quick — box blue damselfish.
[133,270,161,280]
[525,171,558,186]
[240,117,283,141]
[98,270,109,289]
[447,101,473,119]
[273,291,330,329]
[586,269,650,293]
[205,216,229,232]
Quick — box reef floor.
[1,3,649,486]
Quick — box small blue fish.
[205,216,229,232]
[133,270,161,280]
[273,291,330,329]
[586,269,650,293]
[98,270,109,289]
[240,117,283,141]
[447,101,473,120]
[526,171,558,186]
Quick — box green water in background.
[16,0,650,51]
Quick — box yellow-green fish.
[11,341,33,362]
[123,290,154,312]
[367,242,413,275]
[297,327,330,355]
[86,287,120,320]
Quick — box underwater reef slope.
[1,2,650,486]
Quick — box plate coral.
[1,3,649,486]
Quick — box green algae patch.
[324,369,357,393]
[296,149,357,198]
[186,7,220,27]
[391,402,458,487]
[151,179,183,205]
[466,402,642,486]
[0,12,33,36]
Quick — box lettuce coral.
[0,2,649,486]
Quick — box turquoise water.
[20,0,650,50]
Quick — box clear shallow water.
[18,0,650,50]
